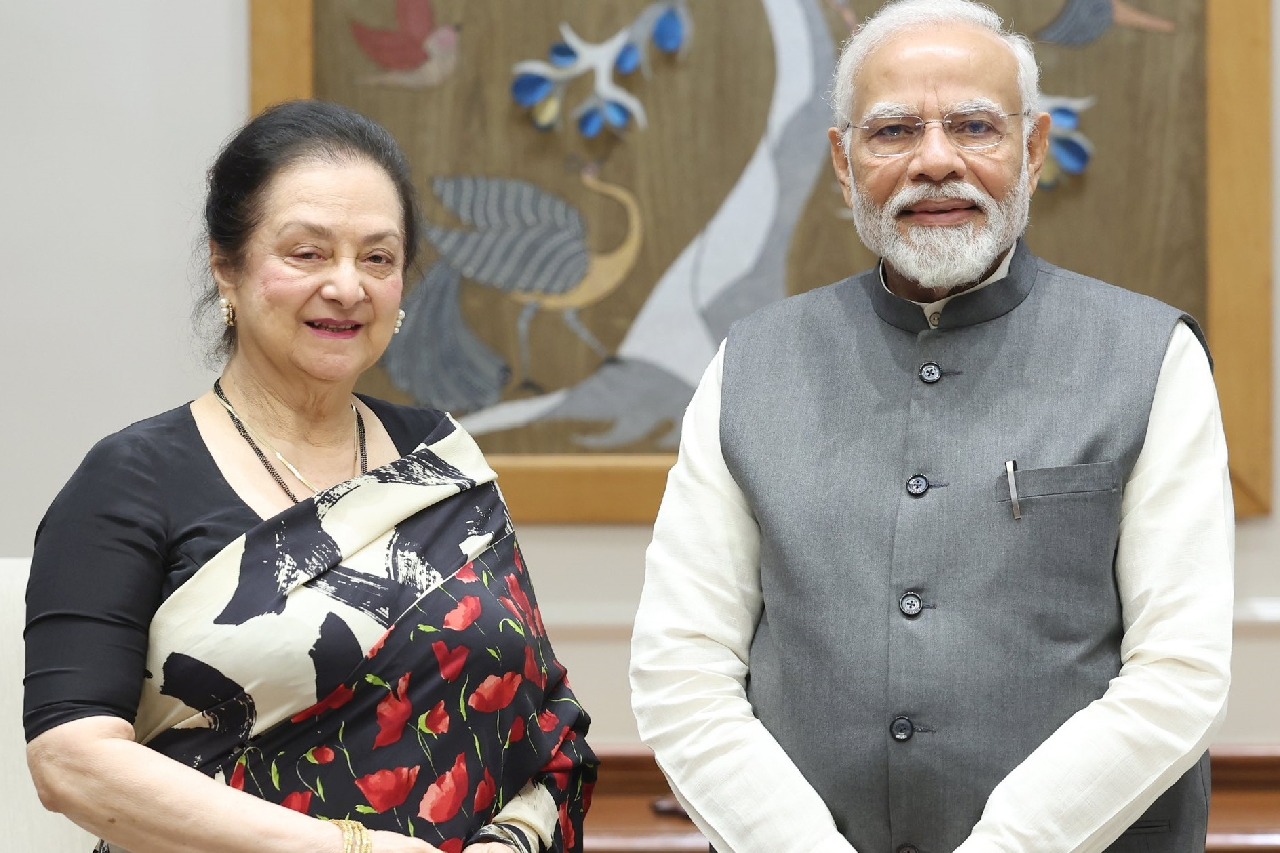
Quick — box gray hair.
[830,0,1041,132]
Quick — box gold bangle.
[333,819,371,853]
[334,819,353,853]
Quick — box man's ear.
[828,126,855,208]
[1025,112,1053,193]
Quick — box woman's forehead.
[258,159,402,229]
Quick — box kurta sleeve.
[630,344,859,853]
[953,322,1233,853]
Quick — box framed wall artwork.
[250,0,1271,521]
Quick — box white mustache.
[887,182,994,218]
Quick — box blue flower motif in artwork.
[1048,104,1090,175]
[579,108,605,139]
[603,101,631,129]
[1039,95,1096,188]
[510,2,692,139]
[653,7,686,54]
[512,74,555,108]
[549,42,578,68]
[572,96,631,138]
[1051,136,1091,176]
[1049,107,1080,131]
[615,43,641,75]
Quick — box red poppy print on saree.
[468,672,523,713]
[356,765,422,813]
[444,595,482,631]
[432,640,469,682]
[418,752,469,822]
[374,673,415,748]
[421,699,450,735]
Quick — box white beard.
[851,158,1032,296]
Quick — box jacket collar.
[865,240,1037,333]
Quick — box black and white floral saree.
[101,415,596,852]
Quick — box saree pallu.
[112,416,596,852]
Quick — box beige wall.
[0,0,239,547]
[1,1,1276,755]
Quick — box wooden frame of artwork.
[250,0,1272,523]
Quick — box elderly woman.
[24,100,596,853]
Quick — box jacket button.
[898,845,919,853]
[890,716,914,741]
[905,475,929,496]
[899,591,923,617]
[919,362,941,384]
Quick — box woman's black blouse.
[23,397,445,742]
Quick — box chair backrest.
[1,558,99,852]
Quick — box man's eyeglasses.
[848,109,1025,158]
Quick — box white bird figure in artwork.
[457,0,835,446]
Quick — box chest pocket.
[995,460,1120,505]
[990,460,1124,618]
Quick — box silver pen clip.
[1005,460,1022,520]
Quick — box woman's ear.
[210,241,237,299]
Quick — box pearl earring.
[219,297,236,327]
[394,309,405,334]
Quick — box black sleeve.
[23,431,169,741]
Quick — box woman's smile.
[305,318,364,338]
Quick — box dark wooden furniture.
[584,747,1280,853]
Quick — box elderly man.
[629,1,1233,852]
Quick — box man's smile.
[898,199,981,225]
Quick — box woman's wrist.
[328,819,372,853]
[469,822,533,853]
[309,814,366,845]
